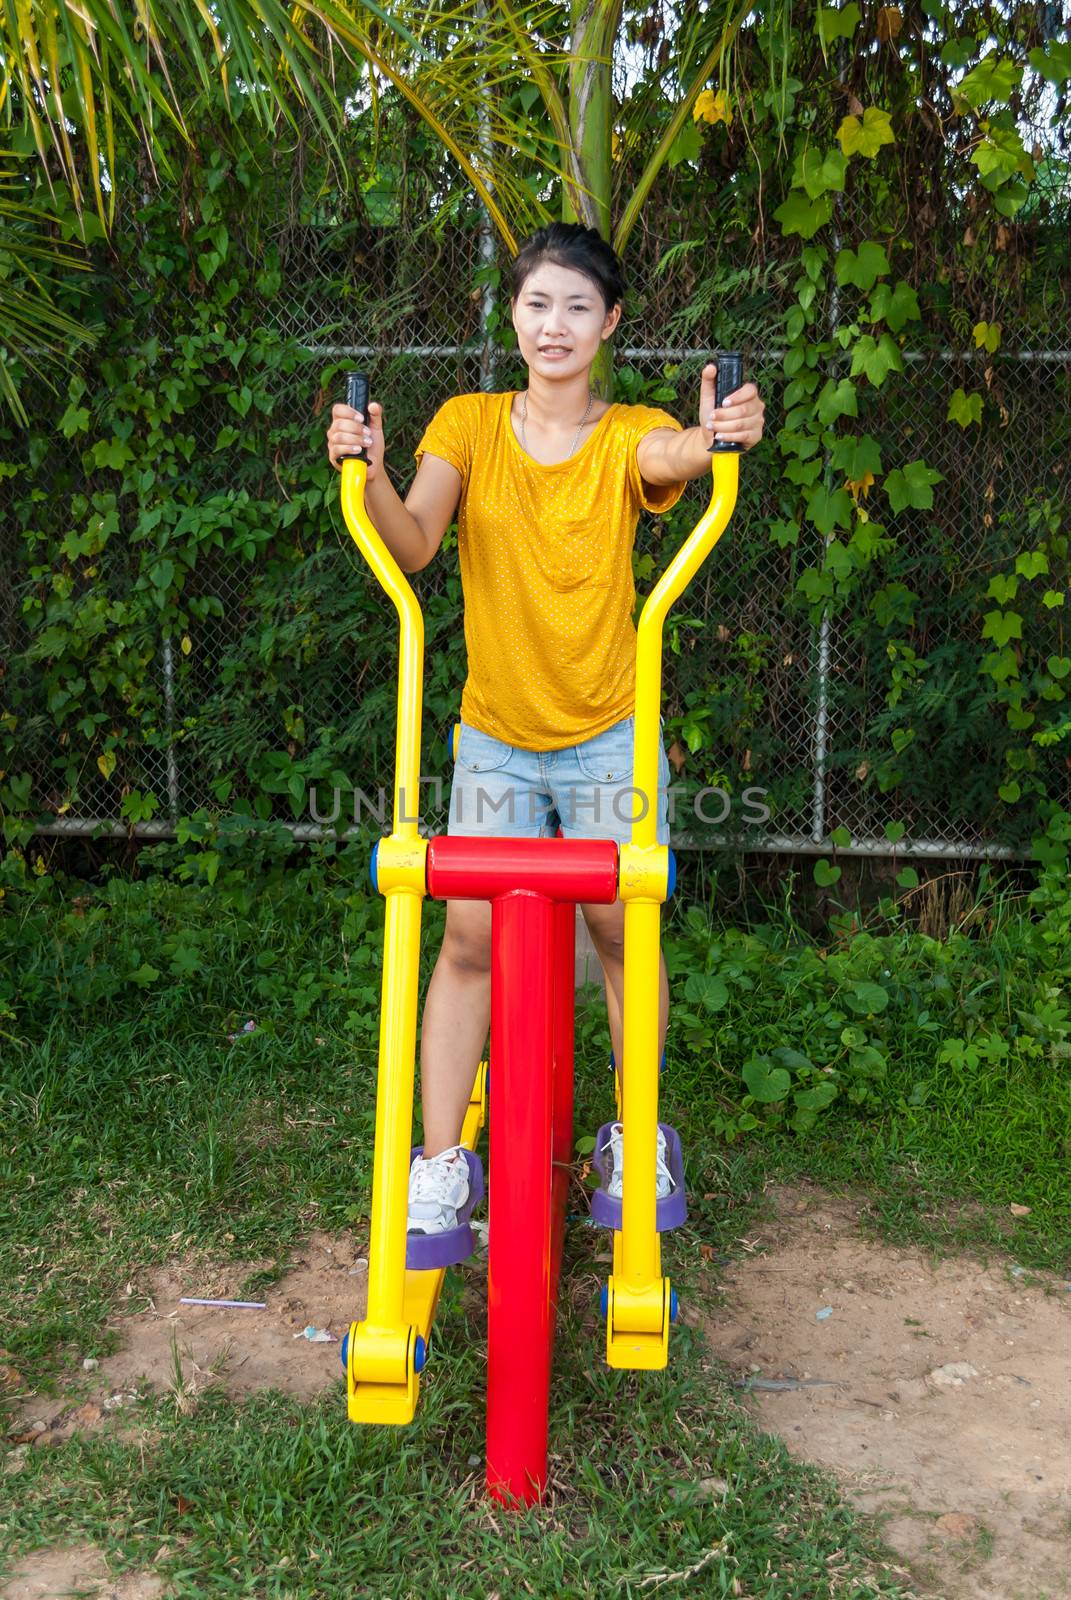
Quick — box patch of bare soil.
[1,1545,167,1600]
[696,1185,1071,1600]
[13,1232,369,1445]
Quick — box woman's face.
[511,261,621,383]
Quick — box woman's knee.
[441,906,492,974]
[583,906,625,965]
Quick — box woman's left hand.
[699,361,766,450]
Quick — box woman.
[327,222,765,1255]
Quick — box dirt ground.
[6,1198,1071,1599]
[696,1184,1071,1600]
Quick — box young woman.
[327,223,765,1253]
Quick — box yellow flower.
[693,89,733,127]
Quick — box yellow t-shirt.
[414,391,686,750]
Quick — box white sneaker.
[408,1147,471,1236]
[601,1123,674,1201]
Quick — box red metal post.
[549,901,575,1313]
[486,890,555,1507]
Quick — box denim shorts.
[447,716,670,845]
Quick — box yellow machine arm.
[337,378,486,1424]
[606,445,741,1370]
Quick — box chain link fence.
[4,90,1069,862]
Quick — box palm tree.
[1,0,751,415]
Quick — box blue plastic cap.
[599,1284,609,1318]
[369,839,379,893]
[669,1289,679,1324]
[666,848,677,900]
[413,1335,427,1374]
[340,1330,349,1371]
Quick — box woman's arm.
[327,399,462,573]
[638,362,766,487]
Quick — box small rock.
[935,1512,976,1538]
[929,1362,979,1387]
[467,1454,481,1467]
[698,1476,729,1497]
[1009,1203,1031,1217]
[82,1357,99,1371]
[3,1445,28,1474]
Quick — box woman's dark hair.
[510,222,625,312]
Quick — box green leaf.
[91,437,135,471]
[793,145,849,198]
[742,1055,792,1103]
[1028,41,1071,83]
[998,780,1022,802]
[127,963,161,988]
[684,972,729,1012]
[794,1081,838,1112]
[849,333,903,387]
[868,280,920,331]
[815,378,859,424]
[845,981,889,1015]
[1015,550,1049,579]
[774,191,834,239]
[980,647,1020,684]
[1046,656,1071,680]
[884,459,943,512]
[805,484,853,535]
[772,1046,815,1075]
[815,3,861,43]
[947,388,984,427]
[884,819,906,843]
[1042,590,1065,609]
[986,574,1018,603]
[958,53,1023,108]
[831,434,883,479]
[981,610,1023,646]
[769,518,801,548]
[973,320,1002,353]
[814,857,841,886]
[896,866,919,889]
[835,242,890,290]
[830,825,851,847]
[891,727,914,753]
[971,127,1035,186]
[837,106,895,158]
[940,38,976,71]
[668,120,702,168]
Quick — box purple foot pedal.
[589,1122,688,1232]
[405,1147,485,1271]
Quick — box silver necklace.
[520,388,594,458]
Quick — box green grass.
[1,844,1068,1595]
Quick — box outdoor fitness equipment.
[337,358,743,1505]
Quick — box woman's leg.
[419,898,492,1154]
[581,899,669,1072]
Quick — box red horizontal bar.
[427,836,618,904]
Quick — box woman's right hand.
[327,400,385,483]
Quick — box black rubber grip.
[337,370,370,462]
[710,351,745,454]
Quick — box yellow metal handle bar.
[339,453,427,1409]
[340,459,424,840]
[610,452,740,1365]
[632,452,740,851]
